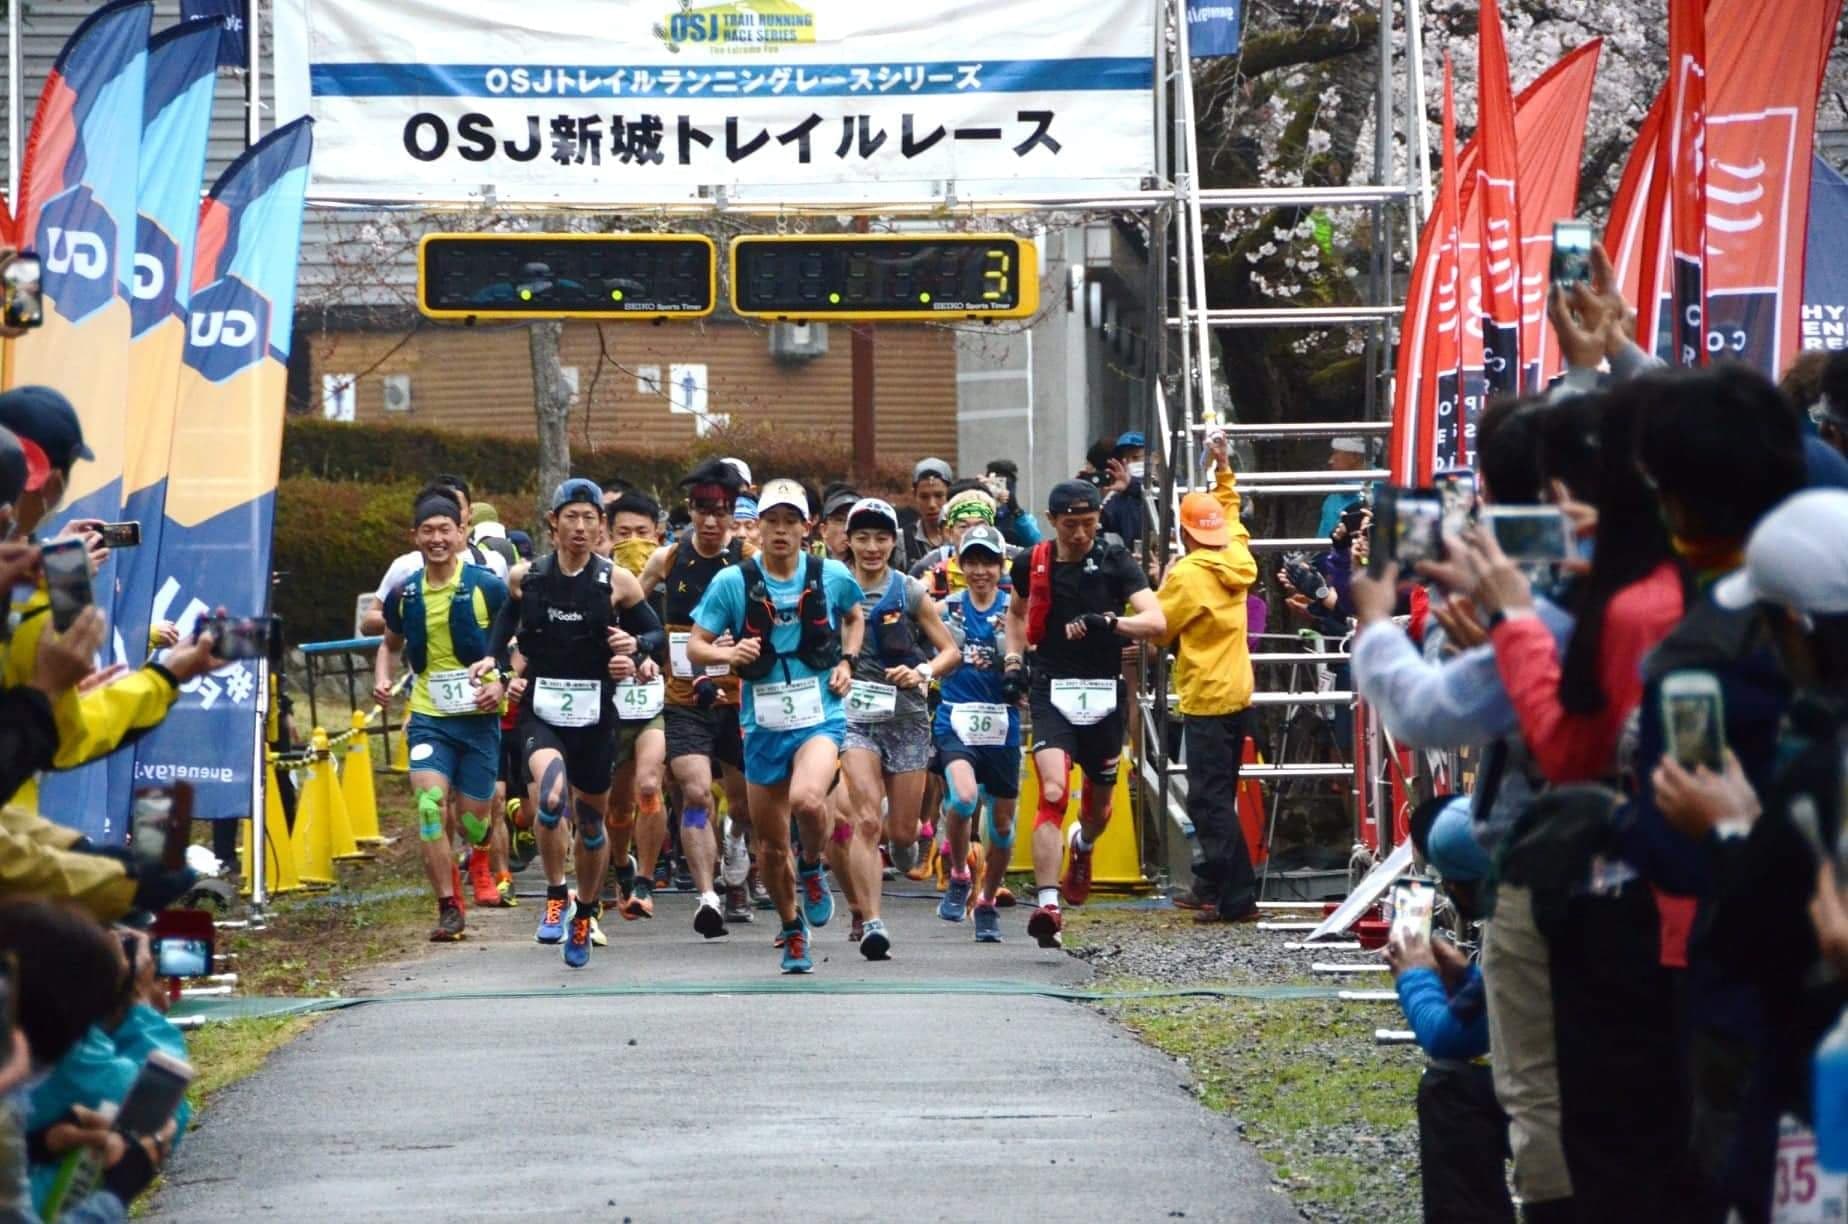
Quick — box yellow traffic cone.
[388,704,410,773]
[291,731,338,887]
[324,733,368,862]
[240,762,303,896]
[341,710,385,844]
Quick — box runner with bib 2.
[1004,480,1167,948]
[837,498,961,960]
[477,478,665,970]
[932,524,1021,944]
[687,479,866,974]
[375,489,510,943]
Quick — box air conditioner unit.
[768,321,829,362]
[381,373,412,413]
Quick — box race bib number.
[613,676,665,721]
[670,631,729,679]
[532,677,600,728]
[427,668,478,715]
[753,677,825,732]
[846,680,898,722]
[950,702,1010,746]
[1049,678,1117,727]
[1772,1117,1847,1224]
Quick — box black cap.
[1048,479,1101,517]
[413,492,463,527]
[822,488,861,519]
[0,386,92,472]
[0,426,26,507]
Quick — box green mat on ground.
[170,980,1344,1022]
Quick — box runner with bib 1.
[687,478,867,974]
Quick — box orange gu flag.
[1474,0,1523,395]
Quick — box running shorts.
[932,729,1022,800]
[1026,674,1126,785]
[519,712,615,796]
[742,719,845,788]
[663,703,745,771]
[614,713,666,768]
[843,714,934,775]
[407,712,500,802]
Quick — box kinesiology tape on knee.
[575,799,607,850]
[605,808,636,833]
[459,809,491,846]
[536,760,567,828]
[1034,795,1066,831]
[829,819,853,846]
[416,788,446,842]
[682,805,711,830]
[944,792,979,823]
[638,791,665,816]
[984,802,1016,850]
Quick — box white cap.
[471,520,507,541]
[1331,436,1368,456]
[1713,489,1848,615]
[721,457,753,487]
[845,497,899,534]
[756,477,811,520]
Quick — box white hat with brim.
[1330,437,1367,455]
[1712,489,1848,615]
[756,478,811,520]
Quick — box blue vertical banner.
[106,20,224,822]
[1802,155,1848,357]
[1185,0,1242,58]
[180,0,249,69]
[130,117,313,822]
[7,0,152,840]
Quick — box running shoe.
[780,921,813,974]
[773,927,789,948]
[888,839,917,876]
[798,862,834,928]
[881,844,897,881]
[535,894,569,944]
[673,862,694,891]
[617,855,638,901]
[564,914,592,968]
[905,837,938,883]
[724,883,753,924]
[510,828,538,874]
[430,904,465,942]
[621,879,655,920]
[939,874,972,923]
[496,875,518,908]
[694,893,728,939]
[749,866,773,910]
[653,857,673,892]
[1027,904,1064,949]
[995,885,1017,908]
[973,903,1002,943]
[859,917,891,961]
[1060,824,1095,907]
[849,909,865,942]
[588,913,608,947]
[468,849,499,907]
[722,828,751,888]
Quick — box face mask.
[1128,461,1146,480]
[613,537,655,576]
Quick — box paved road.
[150,882,1299,1223]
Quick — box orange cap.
[1179,492,1230,547]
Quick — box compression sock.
[951,867,971,882]
[1037,887,1060,909]
[438,895,460,913]
[575,897,598,920]
[547,883,569,902]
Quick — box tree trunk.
[529,320,571,551]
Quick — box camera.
[198,614,275,661]
[1368,487,1445,577]
[3,253,43,330]
[1281,553,1330,602]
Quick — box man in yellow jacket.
[1156,430,1261,923]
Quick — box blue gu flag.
[1185,0,1243,58]
[180,0,248,68]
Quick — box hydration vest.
[1024,540,1054,647]
[734,554,841,681]
[516,553,615,682]
[664,531,745,627]
[392,563,503,674]
[865,572,922,666]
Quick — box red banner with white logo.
[1607,0,1843,376]
[1474,0,1523,397]
[1391,42,1602,483]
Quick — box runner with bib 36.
[1004,480,1166,948]
[474,478,666,969]
[687,479,865,974]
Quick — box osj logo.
[37,185,118,324]
[129,217,179,337]
[183,275,271,383]
[654,1,816,54]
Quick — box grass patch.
[183,1015,319,1107]
[1068,909,1425,1222]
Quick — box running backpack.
[1024,540,1054,647]
[867,574,922,666]
[734,554,841,681]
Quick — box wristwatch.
[841,652,860,667]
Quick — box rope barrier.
[266,703,388,767]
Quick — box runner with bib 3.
[1004,481,1166,948]
[687,479,866,974]
[932,525,1020,943]
[837,498,961,960]
[375,490,509,943]
[477,478,665,969]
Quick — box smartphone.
[1437,469,1479,540]
[1551,220,1593,288]
[1661,670,1726,772]
[1389,881,1435,946]
[99,521,141,548]
[129,782,194,872]
[40,537,93,633]
[113,1050,194,1139]
[152,935,212,978]
[3,253,43,329]
[199,614,274,661]
[1483,505,1570,565]
[1369,486,1444,577]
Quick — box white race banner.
[273,0,1157,205]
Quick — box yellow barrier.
[1005,745,1146,890]
[389,704,411,773]
[239,763,302,896]
[341,710,385,844]
[290,734,339,887]
[318,728,369,862]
